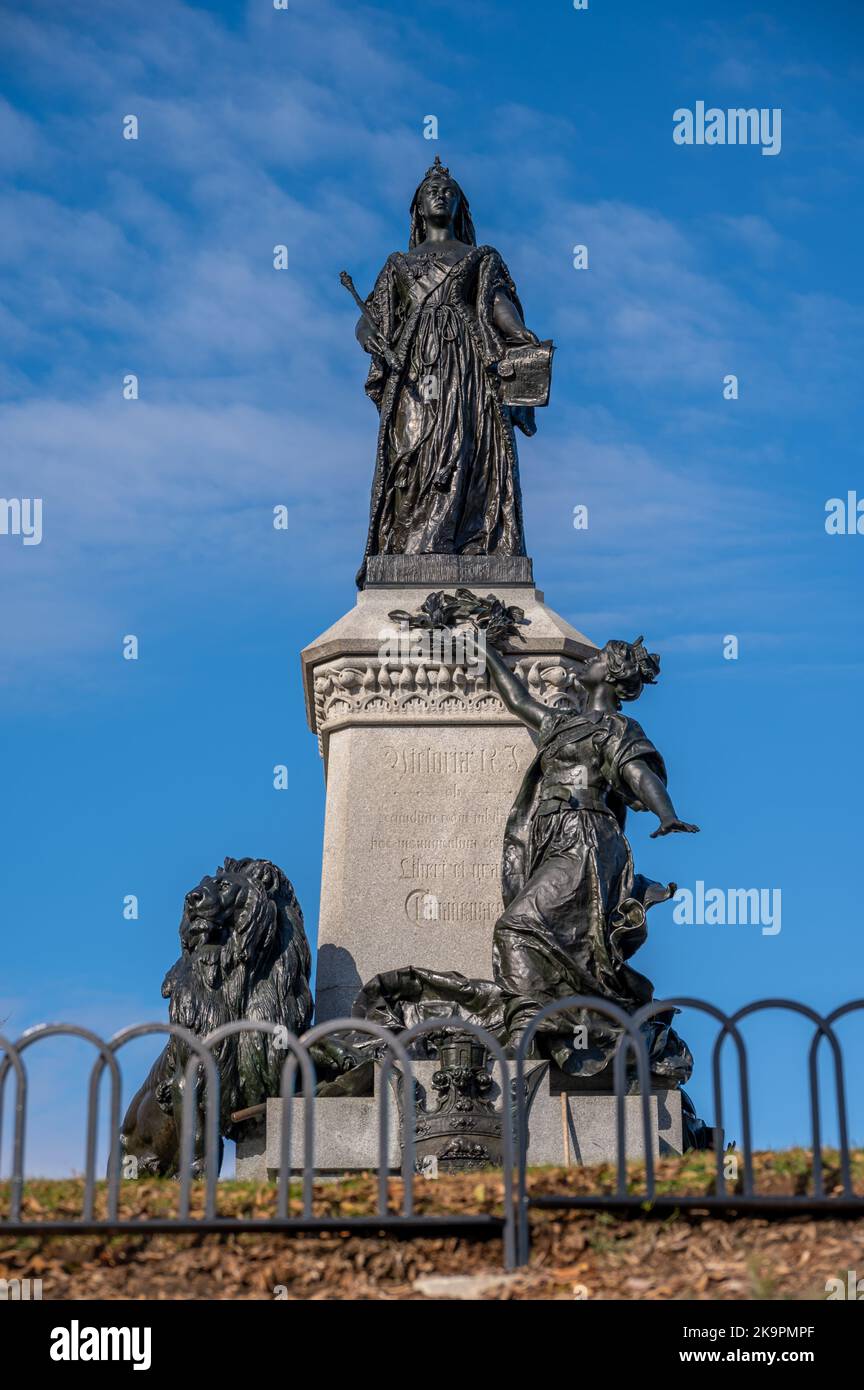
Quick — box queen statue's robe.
[357,244,535,583]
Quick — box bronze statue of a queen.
[349,157,551,582]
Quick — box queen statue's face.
[418,177,460,229]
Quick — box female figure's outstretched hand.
[650,819,700,838]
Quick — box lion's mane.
[121,856,313,1175]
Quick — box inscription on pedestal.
[314,725,532,1020]
[378,740,519,928]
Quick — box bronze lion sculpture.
[120,856,355,1179]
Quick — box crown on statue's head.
[421,154,452,182]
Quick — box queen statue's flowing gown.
[358,243,536,576]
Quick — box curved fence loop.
[396,1015,517,1270]
[516,995,655,1189]
[300,1018,416,1218]
[0,1035,27,1222]
[107,1022,220,1221]
[825,1001,864,1026]
[200,1020,315,1219]
[634,997,752,1196]
[816,1006,864,1200]
[514,994,654,1267]
[724,1000,851,1200]
[816,1000,864,1195]
[274,1037,316,1220]
[12,1024,123,1222]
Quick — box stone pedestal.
[300,558,597,1023]
[234,1063,684,1179]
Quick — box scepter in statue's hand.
[340,270,399,371]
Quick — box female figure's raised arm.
[481,639,546,732]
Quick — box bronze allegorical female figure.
[354,604,701,1099]
[482,633,699,1079]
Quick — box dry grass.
[2,1149,862,1300]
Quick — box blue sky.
[2,0,863,1173]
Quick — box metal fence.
[0,995,862,1269]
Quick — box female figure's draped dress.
[359,244,535,577]
[493,705,687,1078]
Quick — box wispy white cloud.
[1,0,861,702]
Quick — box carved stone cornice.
[300,579,597,760]
[311,652,585,754]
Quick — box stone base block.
[526,1073,683,1165]
[234,1064,684,1179]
